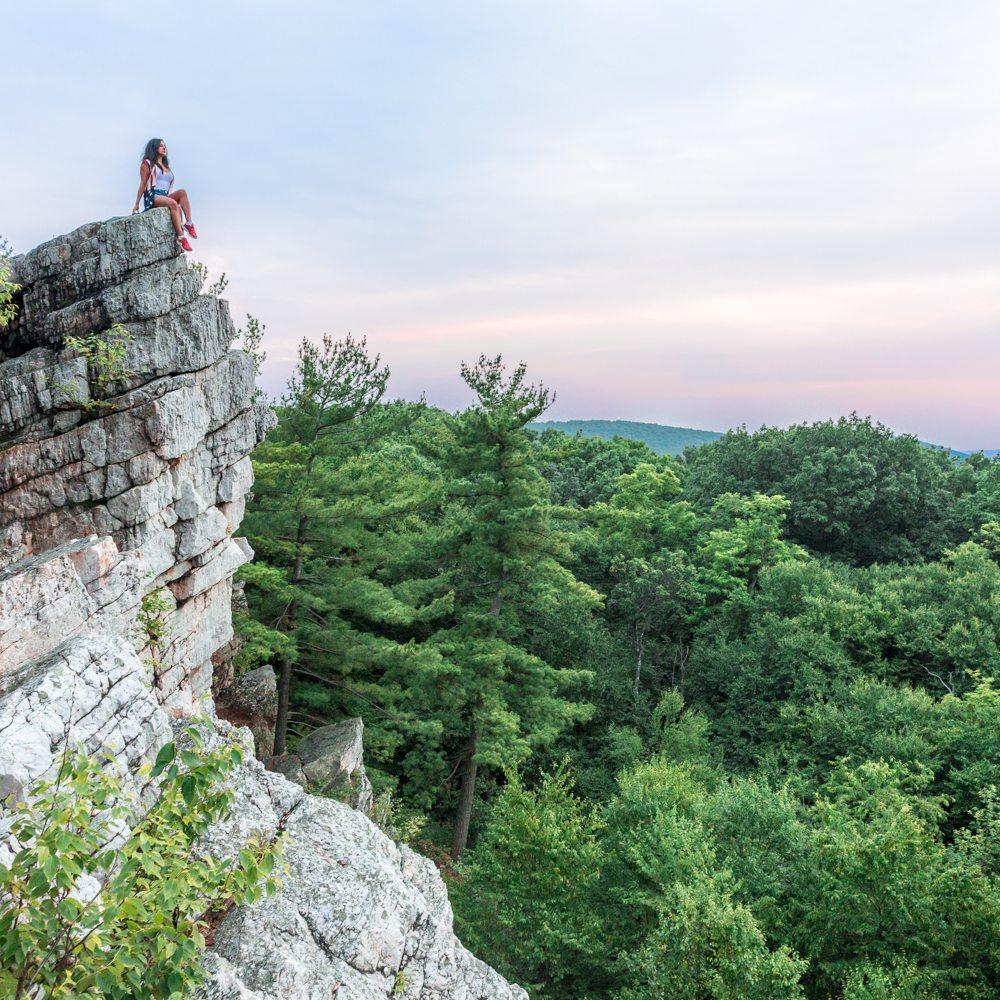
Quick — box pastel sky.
[4,1,999,449]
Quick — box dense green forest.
[239,336,1000,999]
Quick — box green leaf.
[96,969,118,993]
[151,742,176,777]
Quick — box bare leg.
[153,195,183,236]
[171,188,193,223]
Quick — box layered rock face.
[1,212,272,713]
[0,215,527,999]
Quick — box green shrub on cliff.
[0,727,282,999]
[61,323,135,407]
[0,237,18,330]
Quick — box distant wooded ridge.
[530,418,998,459]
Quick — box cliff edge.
[0,213,527,999]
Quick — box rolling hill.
[531,419,997,459]
[529,419,722,455]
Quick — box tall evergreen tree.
[429,356,598,858]
[235,343,1000,997]
[241,335,445,756]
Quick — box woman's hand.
[132,204,140,215]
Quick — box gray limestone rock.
[1,212,272,706]
[267,753,308,787]
[0,633,170,806]
[0,536,147,678]
[198,774,528,1000]
[289,718,375,813]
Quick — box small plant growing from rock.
[368,789,426,846]
[59,323,135,411]
[311,779,356,807]
[0,236,19,330]
[189,260,207,287]
[137,587,173,672]
[0,725,283,999]
[187,263,265,399]
[237,314,267,398]
[189,260,229,296]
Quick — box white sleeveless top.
[151,164,174,194]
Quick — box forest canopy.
[239,337,1000,999]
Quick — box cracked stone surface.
[0,535,148,676]
[197,730,527,1000]
[0,640,527,998]
[1,212,274,711]
[0,633,170,809]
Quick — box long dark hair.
[142,137,169,172]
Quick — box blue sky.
[4,1,999,449]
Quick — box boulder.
[197,765,527,1000]
[266,752,307,788]
[272,718,375,813]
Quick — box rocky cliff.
[0,213,526,999]
[0,212,269,712]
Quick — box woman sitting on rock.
[132,137,197,252]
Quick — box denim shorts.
[143,189,170,211]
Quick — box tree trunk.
[451,585,500,860]
[273,657,293,756]
[632,629,644,698]
[273,514,307,755]
[451,721,480,862]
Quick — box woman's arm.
[132,161,151,214]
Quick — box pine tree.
[242,335,447,758]
[428,356,598,858]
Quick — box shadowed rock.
[215,664,278,759]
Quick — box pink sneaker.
[184,222,199,239]
[178,236,193,252]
